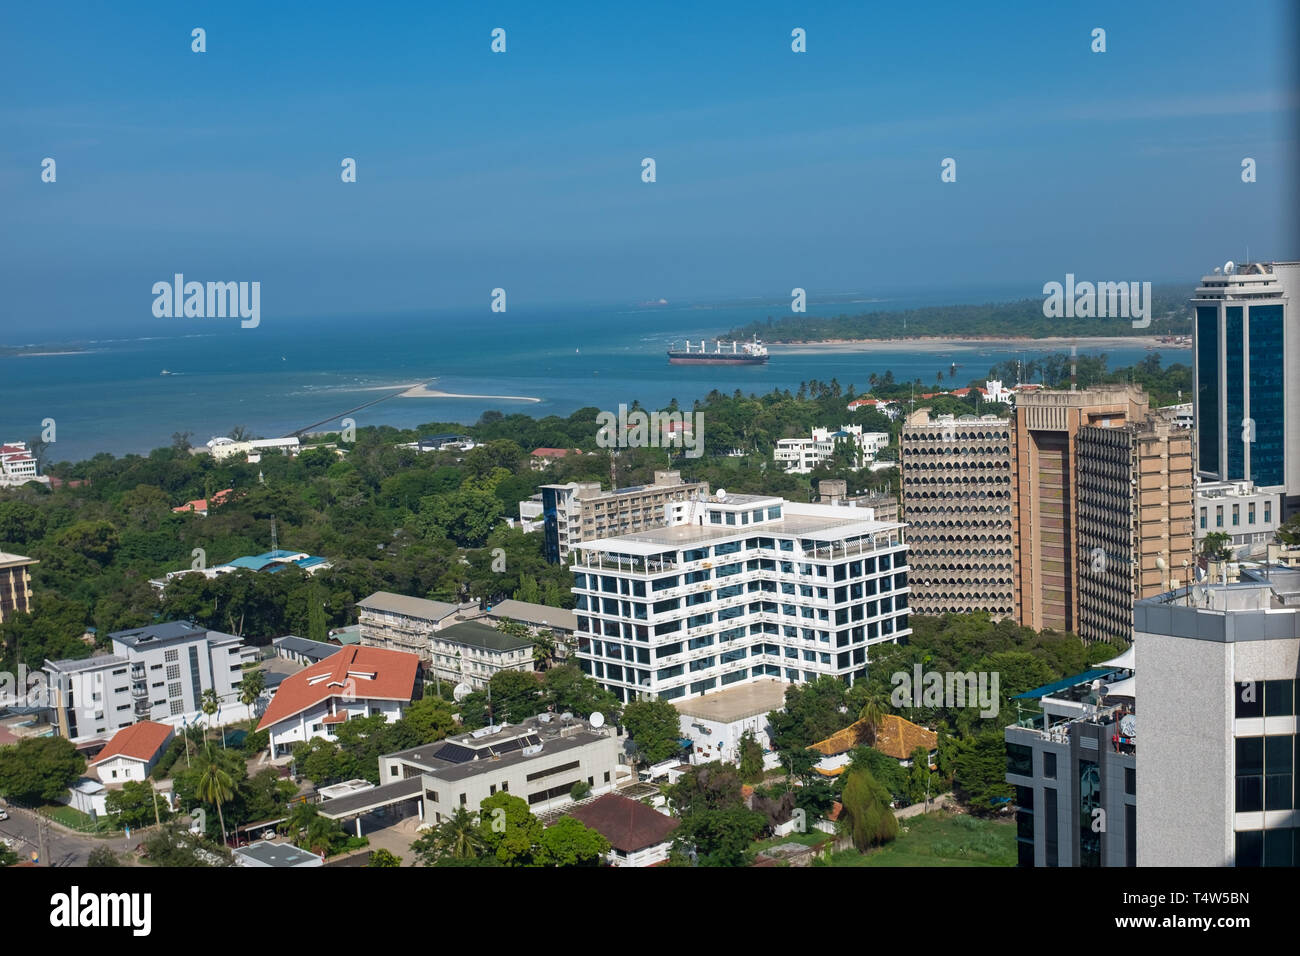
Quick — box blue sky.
[1,0,1296,334]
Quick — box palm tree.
[195,746,234,847]
[857,692,889,747]
[531,633,557,672]
[201,688,224,747]
[437,807,485,860]
[239,670,266,727]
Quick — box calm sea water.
[1,294,1178,464]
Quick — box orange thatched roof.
[807,714,937,762]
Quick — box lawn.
[752,829,832,855]
[820,810,1016,867]
[41,804,120,834]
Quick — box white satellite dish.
[716,488,726,500]
[452,682,473,702]
[1224,260,1236,275]
[589,711,605,729]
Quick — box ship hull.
[667,353,769,365]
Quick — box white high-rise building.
[572,493,910,703]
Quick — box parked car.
[0,809,10,821]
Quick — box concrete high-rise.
[1012,387,1149,634]
[901,412,1014,617]
[1135,569,1300,866]
[572,493,910,703]
[1192,261,1300,519]
[1076,414,1196,644]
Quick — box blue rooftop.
[1011,668,1117,700]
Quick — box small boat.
[160,369,171,376]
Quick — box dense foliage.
[723,288,1192,342]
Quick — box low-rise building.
[151,548,332,591]
[235,841,324,868]
[257,645,423,758]
[531,447,581,470]
[172,489,232,516]
[380,713,620,820]
[561,793,680,866]
[809,713,938,777]
[672,679,787,765]
[273,635,340,667]
[206,436,300,462]
[774,425,890,474]
[88,720,175,783]
[474,599,579,662]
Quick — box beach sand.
[399,384,541,403]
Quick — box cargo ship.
[667,336,769,365]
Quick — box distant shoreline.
[771,335,1190,352]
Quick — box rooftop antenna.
[271,516,278,553]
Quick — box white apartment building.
[0,442,51,488]
[773,426,890,474]
[206,435,301,462]
[1196,479,1283,556]
[572,493,911,704]
[43,621,248,742]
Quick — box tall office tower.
[0,551,37,623]
[1135,569,1300,866]
[572,493,910,703]
[900,411,1014,617]
[1012,387,1149,634]
[1192,261,1300,519]
[1076,415,1196,644]
[539,470,709,564]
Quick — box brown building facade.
[1011,387,1149,634]
[0,552,37,623]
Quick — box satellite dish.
[1224,260,1235,274]
[716,488,726,500]
[589,712,605,729]
[452,682,472,702]
[1119,714,1136,737]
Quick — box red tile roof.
[256,646,421,731]
[89,721,174,765]
[562,793,679,853]
[530,447,578,458]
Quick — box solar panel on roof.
[432,742,478,764]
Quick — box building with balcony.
[1076,414,1196,644]
[539,470,708,564]
[1134,569,1300,866]
[901,412,1014,618]
[43,621,247,743]
[1004,649,1137,867]
[425,620,534,690]
[356,591,477,664]
[572,493,910,704]
[773,425,890,475]
[0,551,37,624]
[1192,260,1300,518]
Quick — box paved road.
[0,806,141,867]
